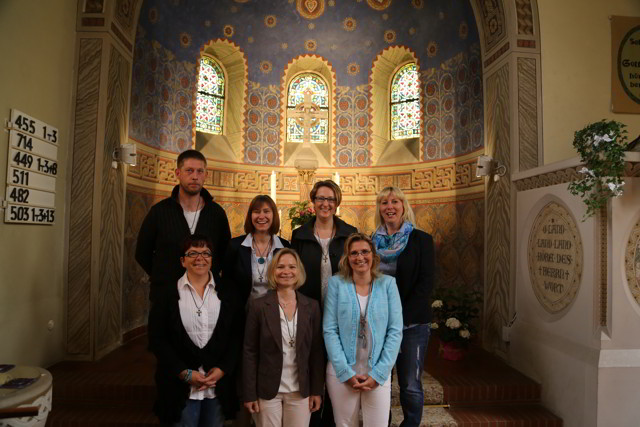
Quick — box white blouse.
[177,271,221,399]
[278,307,300,394]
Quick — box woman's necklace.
[253,237,272,282]
[278,297,298,348]
[187,285,209,317]
[253,236,272,265]
[314,223,335,263]
[354,280,373,348]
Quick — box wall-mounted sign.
[611,16,640,114]
[4,109,58,225]
[527,202,583,314]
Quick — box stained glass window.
[287,73,329,143]
[196,56,225,134]
[390,63,421,140]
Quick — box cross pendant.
[259,275,263,282]
[289,339,295,348]
[323,254,328,262]
[196,309,202,317]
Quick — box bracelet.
[183,369,192,383]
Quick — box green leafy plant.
[288,201,315,228]
[568,120,628,219]
[430,286,482,346]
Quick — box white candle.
[334,171,341,216]
[270,171,277,203]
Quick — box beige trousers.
[254,392,311,427]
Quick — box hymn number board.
[4,109,58,225]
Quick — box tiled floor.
[43,335,562,427]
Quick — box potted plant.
[288,201,315,229]
[430,286,482,360]
[567,120,628,219]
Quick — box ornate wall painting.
[625,216,640,308]
[611,16,640,113]
[527,202,583,314]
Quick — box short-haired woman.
[223,195,290,305]
[243,248,324,427]
[292,180,357,306]
[373,187,435,427]
[149,234,242,426]
[323,234,402,427]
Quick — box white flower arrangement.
[430,286,481,346]
[568,120,628,219]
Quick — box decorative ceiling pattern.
[137,0,479,87]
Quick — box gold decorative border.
[128,141,484,198]
[515,161,640,191]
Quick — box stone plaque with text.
[625,217,640,308]
[528,202,583,313]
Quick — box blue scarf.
[373,221,414,276]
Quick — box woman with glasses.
[372,187,434,427]
[291,180,357,307]
[223,195,290,306]
[323,233,402,427]
[243,248,324,427]
[292,180,357,426]
[149,234,242,427]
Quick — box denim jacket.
[323,274,403,385]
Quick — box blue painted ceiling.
[137,0,479,86]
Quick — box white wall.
[0,0,77,367]
[538,0,640,164]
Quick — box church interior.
[1,0,640,426]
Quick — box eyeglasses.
[314,196,337,204]
[348,249,372,258]
[184,251,213,259]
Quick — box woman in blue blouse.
[323,233,402,427]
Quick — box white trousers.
[254,392,311,427]
[325,367,391,427]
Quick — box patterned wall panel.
[484,63,510,353]
[123,187,157,331]
[129,35,196,152]
[517,57,538,171]
[423,47,484,161]
[515,0,534,35]
[96,47,130,355]
[473,0,507,52]
[336,85,371,167]
[67,38,102,356]
[245,83,281,164]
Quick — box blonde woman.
[243,248,324,427]
[373,187,435,427]
[323,234,402,427]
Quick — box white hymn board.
[4,109,58,224]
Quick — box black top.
[394,229,435,325]
[291,216,358,303]
[135,185,231,300]
[147,273,243,423]
[222,235,291,305]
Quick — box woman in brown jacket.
[243,248,324,427]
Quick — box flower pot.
[439,341,464,361]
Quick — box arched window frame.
[195,54,227,135]
[285,71,330,144]
[389,62,421,140]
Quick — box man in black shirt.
[135,149,231,300]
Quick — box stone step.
[390,370,444,406]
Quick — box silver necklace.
[186,196,201,233]
[187,285,209,317]
[314,224,335,262]
[354,280,373,349]
[278,301,298,348]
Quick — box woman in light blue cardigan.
[323,233,403,427]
